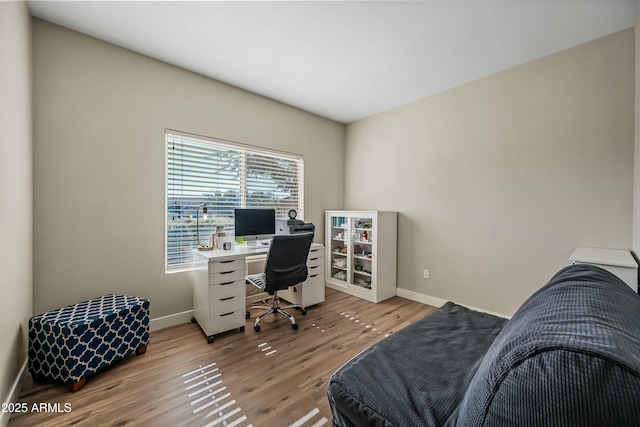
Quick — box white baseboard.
[396,288,510,319]
[396,287,448,308]
[149,299,273,333]
[150,310,193,332]
[1,359,27,427]
[246,292,268,305]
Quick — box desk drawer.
[210,294,245,315]
[210,269,245,285]
[307,255,324,268]
[210,258,245,273]
[280,273,325,307]
[307,264,323,276]
[209,280,244,300]
[208,310,245,335]
[308,247,324,257]
[304,272,326,306]
[306,272,325,286]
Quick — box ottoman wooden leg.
[31,372,48,384]
[135,344,148,356]
[68,377,86,393]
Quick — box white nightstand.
[569,247,638,292]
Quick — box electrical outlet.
[423,269,430,279]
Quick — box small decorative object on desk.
[214,229,234,249]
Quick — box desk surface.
[194,242,323,261]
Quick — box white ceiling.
[27,0,638,124]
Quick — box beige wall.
[32,20,344,319]
[346,29,634,316]
[0,0,32,420]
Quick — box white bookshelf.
[325,211,397,303]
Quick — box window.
[166,130,304,271]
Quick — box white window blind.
[166,130,304,271]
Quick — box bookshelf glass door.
[329,215,348,284]
[351,216,373,290]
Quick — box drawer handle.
[309,266,319,270]
[219,271,234,275]
[309,274,319,278]
[309,257,319,261]
[220,311,235,317]
[220,260,235,264]
[220,281,235,286]
[220,296,235,301]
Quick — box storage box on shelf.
[326,211,397,303]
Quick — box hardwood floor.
[10,289,437,427]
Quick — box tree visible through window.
[166,130,304,271]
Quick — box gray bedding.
[327,302,507,427]
[327,265,640,427]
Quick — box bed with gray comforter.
[327,264,640,426]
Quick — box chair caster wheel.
[292,323,298,330]
[301,309,307,315]
[254,325,261,332]
[246,311,250,319]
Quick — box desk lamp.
[196,203,213,251]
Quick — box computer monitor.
[234,208,276,243]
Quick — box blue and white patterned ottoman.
[28,294,150,392]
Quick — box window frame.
[165,129,305,273]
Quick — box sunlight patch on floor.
[183,362,253,427]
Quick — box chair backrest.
[263,233,314,294]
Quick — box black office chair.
[246,233,314,332]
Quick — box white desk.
[569,247,638,292]
[192,243,325,343]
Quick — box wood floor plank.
[10,288,436,427]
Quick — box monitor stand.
[244,239,270,251]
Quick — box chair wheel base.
[254,325,261,332]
